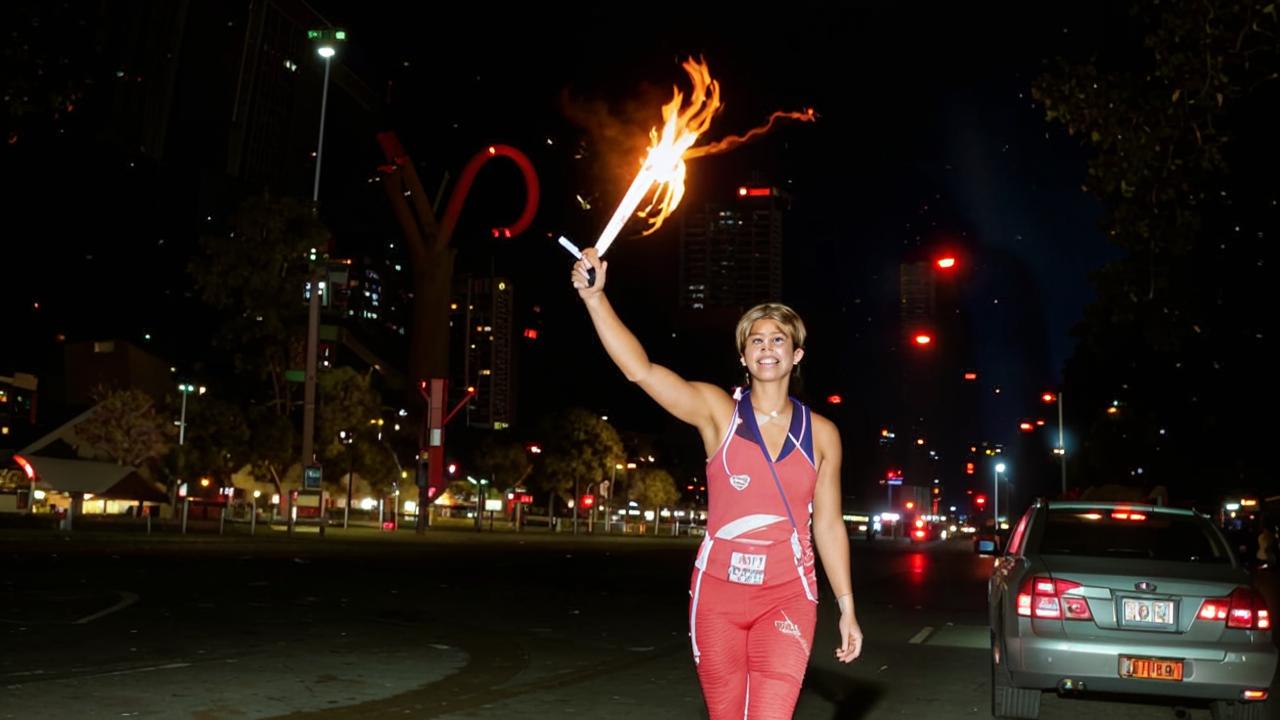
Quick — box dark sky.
[3,3,1126,489]
[299,4,1122,427]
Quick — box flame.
[594,58,719,252]
[593,58,817,254]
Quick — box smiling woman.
[571,246,861,719]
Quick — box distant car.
[989,500,1275,719]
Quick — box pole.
[573,477,580,536]
[178,390,188,446]
[606,465,615,534]
[993,466,999,526]
[343,438,353,529]
[1058,392,1067,495]
[301,54,332,497]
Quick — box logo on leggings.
[775,611,810,654]
[728,552,766,585]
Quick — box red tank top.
[696,390,818,594]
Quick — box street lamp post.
[1042,391,1067,495]
[176,383,206,446]
[993,462,1007,524]
[339,429,355,529]
[301,28,345,510]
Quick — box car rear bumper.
[1008,634,1277,700]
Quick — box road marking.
[73,591,139,624]
[908,626,934,644]
[87,662,192,679]
[923,624,989,649]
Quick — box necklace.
[752,401,789,425]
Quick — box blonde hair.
[734,303,806,354]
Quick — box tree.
[471,435,532,491]
[538,408,624,517]
[317,367,400,494]
[171,395,251,487]
[1032,0,1278,493]
[628,467,680,510]
[188,193,329,418]
[77,387,174,467]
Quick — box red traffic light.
[963,372,978,381]
[905,501,915,510]
[580,494,595,509]
[975,495,987,506]
[965,462,975,475]
[935,256,957,270]
[914,333,933,346]
[1019,421,1034,432]
[1041,392,1057,404]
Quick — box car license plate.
[1119,656,1184,681]
[1121,597,1176,627]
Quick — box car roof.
[1042,500,1198,517]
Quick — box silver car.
[989,500,1276,720]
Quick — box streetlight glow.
[317,46,335,58]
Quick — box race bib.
[728,552,766,585]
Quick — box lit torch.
[567,57,815,285]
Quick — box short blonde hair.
[734,303,806,354]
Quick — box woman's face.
[741,318,803,382]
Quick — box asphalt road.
[2,526,1276,719]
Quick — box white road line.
[88,662,192,679]
[73,591,139,624]
[907,626,934,644]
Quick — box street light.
[993,462,1007,523]
[338,429,355,528]
[300,27,346,502]
[176,383,206,446]
[1041,390,1067,494]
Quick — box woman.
[572,249,862,719]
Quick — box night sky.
[4,4,1127,496]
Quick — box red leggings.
[689,571,818,719]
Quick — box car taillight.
[1016,576,1093,620]
[1198,587,1271,630]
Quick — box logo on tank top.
[729,474,750,491]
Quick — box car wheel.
[991,626,1040,719]
[1210,699,1268,720]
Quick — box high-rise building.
[448,276,515,430]
[679,186,787,312]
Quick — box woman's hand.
[572,247,607,300]
[835,602,863,663]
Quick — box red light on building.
[905,501,915,510]
[936,256,957,270]
[963,372,978,381]
[1041,392,1057,404]
[1019,421,1034,432]
[523,328,539,339]
[738,186,771,197]
[965,462,975,475]
[826,394,843,405]
[914,333,932,346]
[1035,419,1046,427]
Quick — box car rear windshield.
[1037,508,1232,564]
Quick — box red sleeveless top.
[695,390,818,596]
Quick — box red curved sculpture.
[438,144,539,243]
